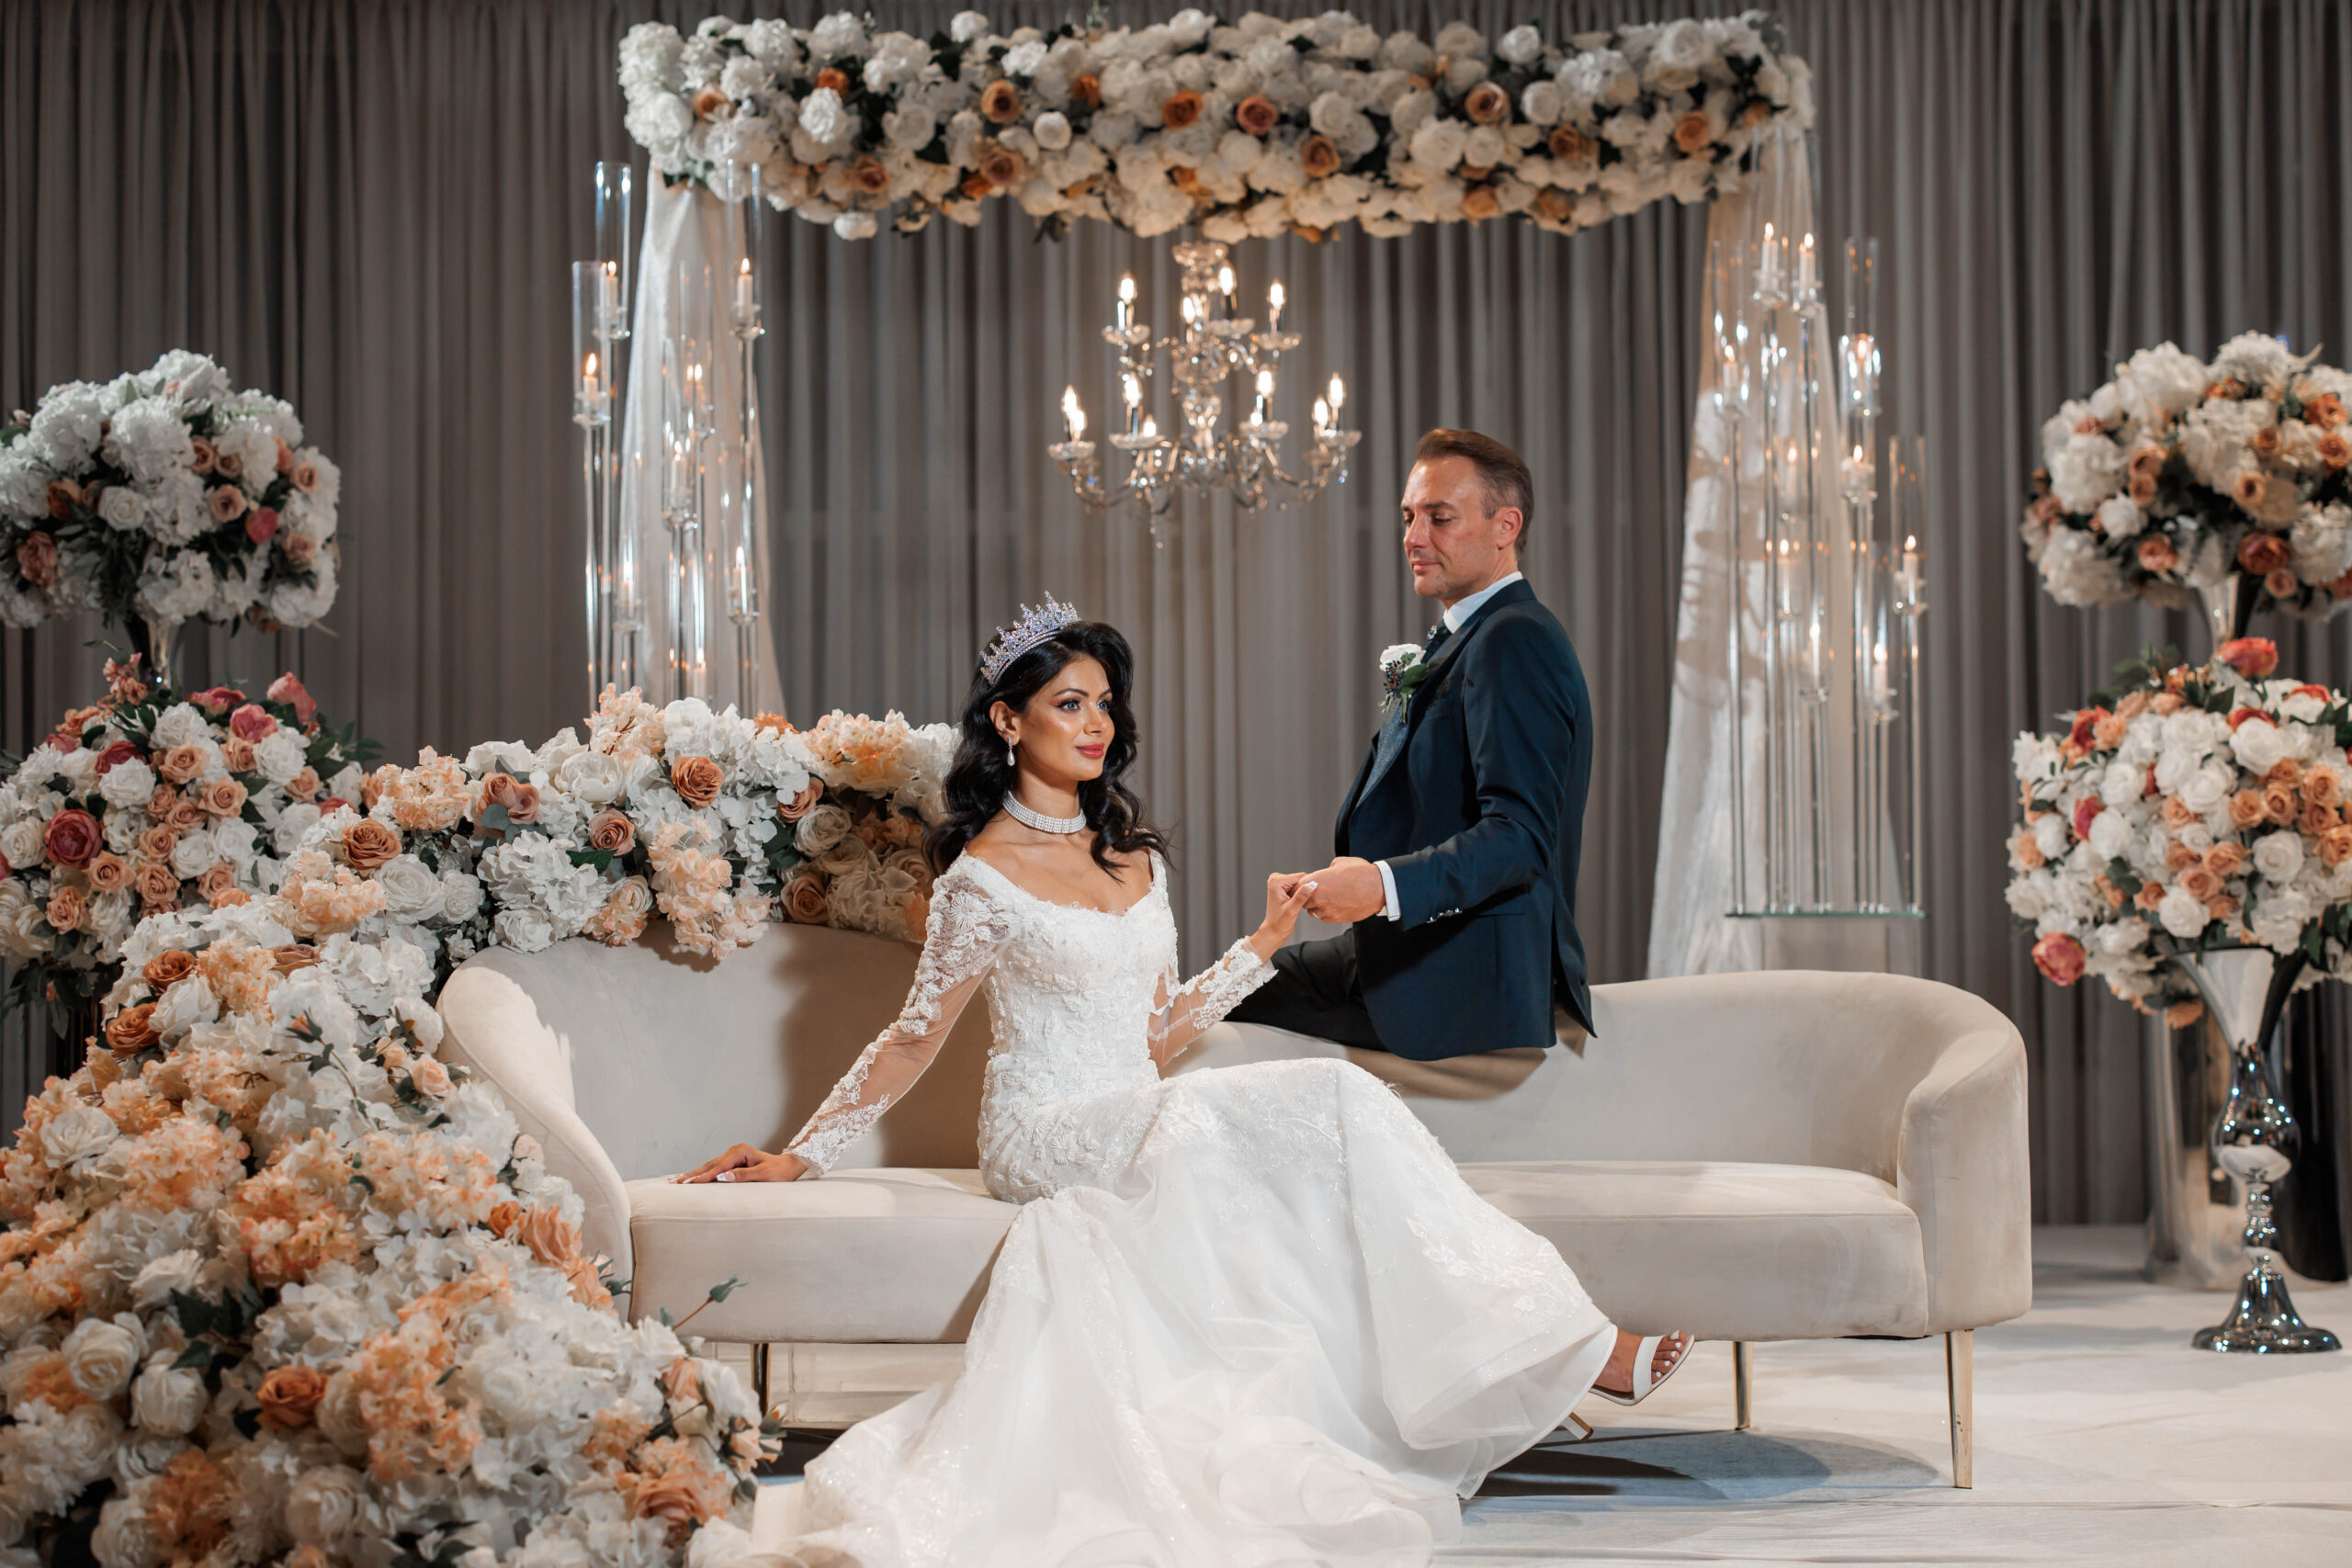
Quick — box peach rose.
[411,1056,453,1099]
[1236,95,1278,136]
[2302,801,2340,836]
[2128,443,2166,480]
[2252,424,2283,459]
[256,1365,327,1429]
[154,743,206,784]
[2267,567,2299,600]
[221,736,256,773]
[2265,758,2305,788]
[290,459,319,492]
[15,530,58,588]
[282,534,317,565]
[587,809,636,855]
[690,85,729,119]
[2264,782,2300,824]
[198,863,240,904]
[783,870,831,924]
[2303,769,2343,807]
[2161,795,2199,829]
[2177,865,2222,902]
[2228,789,2268,830]
[2165,998,2206,1029]
[341,820,401,872]
[976,141,1023,190]
[2031,932,2086,986]
[1535,188,1576,222]
[2165,840,2201,873]
[45,884,86,932]
[519,1205,582,1269]
[1673,110,1713,153]
[2092,712,2128,749]
[2202,842,2247,877]
[1549,125,1591,162]
[671,756,723,810]
[2209,377,2246,399]
[143,950,198,989]
[285,766,320,802]
[46,479,81,519]
[1070,72,1102,108]
[1462,184,1501,220]
[1159,89,1204,130]
[2303,392,2346,430]
[208,484,248,523]
[2237,531,2290,575]
[2130,470,2161,505]
[200,779,247,818]
[2321,826,2352,868]
[1300,134,1340,178]
[778,780,823,821]
[190,436,217,473]
[2320,432,2352,469]
[2233,470,2271,513]
[2117,691,2153,721]
[1464,81,1510,124]
[481,772,540,826]
[132,860,180,909]
[86,852,130,894]
[1168,164,1202,194]
[2012,831,2045,869]
[105,1002,160,1055]
[979,78,1023,125]
[139,826,179,863]
[848,154,891,196]
[2136,881,2167,911]
[165,795,204,833]
[272,944,321,975]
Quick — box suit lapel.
[1348,579,1536,825]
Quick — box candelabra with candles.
[1723,127,1926,919]
[573,161,638,706]
[1051,241,1359,531]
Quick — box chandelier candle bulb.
[1901,536,1921,602]
[1116,273,1135,332]
[1251,368,1273,427]
[1062,386,1087,443]
[1328,373,1346,413]
[1798,231,1818,295]
[1218,263,1235,302]
[1313,396,1330,434]
[733,258,755,320]
[1268,280,1285,331]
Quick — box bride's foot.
[1594,1328,1694,1402]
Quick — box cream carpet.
[751,1226,2352,1564]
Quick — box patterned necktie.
[1364,620,1451,795]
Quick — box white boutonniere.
[1378,643,1432,716]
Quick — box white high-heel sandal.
[1561,1331,1696,1441]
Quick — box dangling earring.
[1004,739,1018,769]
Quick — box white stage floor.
[746,1226,2352,1563]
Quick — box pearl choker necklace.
[1004,795,1087,835]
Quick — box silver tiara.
[981,595,1081,684]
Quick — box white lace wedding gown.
[759,852,1615,1568]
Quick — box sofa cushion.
[626,1169,1015,1343]
[1459,1160,1929,1342]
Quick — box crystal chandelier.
[1051,241,1359,522]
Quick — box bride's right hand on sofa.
[675,1144,811,1183]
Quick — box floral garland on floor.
[2007,639,2352,1019]
[2021,333,2352,615]
[0,688,961,1563]
[621,8,1812,241]
[0,352,341,635]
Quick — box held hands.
[1250,873,1317,962]
[1290,857,1386,923]
[674,1144,810,1184]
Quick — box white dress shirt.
[1373,572,1524,920]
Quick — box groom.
[1233,428,1593,1060]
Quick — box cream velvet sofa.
[435,922,2030,1487]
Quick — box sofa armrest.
[436,966,636,1295]
[1897,1022,2033,1333]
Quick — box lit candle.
[1061,385,1087,443]
[1327,373,1346,417]
[581,351,601,402]
[1871,639,1891,707]
[1901,535,1922,601]
[734,257,755,318]
[1140,414,1159,440]
[1218,264,1235,303]
[601,261,621,324]
[1758,222,1782,292]
[1123,372,1142,436]
[1312,396,1330,434]
[1116,273,1136,332]
[1251,367,1273,425]
[1268,279,1285,331]
[1182,294,1199,327]
[1798,232,1817,293]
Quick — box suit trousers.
[1227,930,1393,1054]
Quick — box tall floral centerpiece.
[620,8,1812,241]
[0,352,341,681]
[2009,641,2344,1349]
[2020,333,2352,648]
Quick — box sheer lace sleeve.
[784,868,1012,1174]
[1148,932,1274,1067]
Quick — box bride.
[680,602,1691,1566]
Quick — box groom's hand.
[1301,857,1385,923]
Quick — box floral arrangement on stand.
[2020,333,2352,621]
[0,660,377,1077]
[2007,638,2352,1019]
[0,351,341,655]
[0,692,960,1562]
[620,8,1812,241]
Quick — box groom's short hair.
[1414,428,1532,552]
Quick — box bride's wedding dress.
[761,852,1615,1567]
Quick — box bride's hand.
[1250,874,1317,962]
[674,1144,810,1184]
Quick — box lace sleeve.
[1148,934,1274,1067]
[784,869,1010,1174]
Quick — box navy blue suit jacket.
[1337,579,1594,1058]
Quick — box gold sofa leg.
[752,1342,771,1415]
[1945,1329,1973,1488]
[1732,1341,1753,1430]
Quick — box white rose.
[2,818,46,868]
[285,1463,368,1545]
[273,802,322,855]
[2094,494,2144,539]
[1033,110,1072,151]
[2087,809,2132,861]
[1498,24,1544,66]
[97,759,158,810]
[799,85,848,145]
[131,1248,205,1309]
[149,704,210,750]
[796,804,853,855]
[2100,760,2145,809]
[63,1317,145,1399]
[253,729,307,784]
[375,855,443,922]
[2158,885,2211,939]
[1521,81,1563,125]
[96,483,149,532]
[492,907,554,953]
[42,1103,120,1171]
[2178,763,2234,814]
[2253,830,2304,883]
[92,1494,165,1568]
[169,831,219,879]
[2229,717,2291,775]
[2032,814,2070,860]
[950,10,989,43]
[130,1360,208,1436]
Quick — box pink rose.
[266,672,318,725]
[281,533,317,565]
[209,483,249,523]
[229,703,279,741]
[42,808,102,868]
[2031,932,2087,987]
[0,851,11,880]
[245,506,279,545]
[188,686,245,715]
[275,436,295,475]
[14,530,58,589]
[94,739,138,773]
[2071,796,2103,840]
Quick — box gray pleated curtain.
[7,1,2352,1241]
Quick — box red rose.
[0,851,11,880]
[229,703,279,741]
[2031,932,2087,987]
[245,506,279,545]
[2072,796,2103,840]
[2217,637,2279,679]
[42,808,101,867]
[266,673,318,725]
[2065,706,2109,753]
[94,739,138,773]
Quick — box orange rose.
[199,779,247,818]
[976,141,1024,190]
[814,67,848,94]
[143,951,198,989]
[2012,831,2045,869]
[2160,795,2199,829]
[2266,758,2305,788]
[221,736,257,773]
[1535,188,1576,222]
[2263,783,2300,824]
[2137,535,2178,573]
[2165,998,2206,1029]
[1159,89,1204,130]
[2228,789,2268,830]
[86,852,130,894]
[105,1002,159,1055]
[2217,637,2279,678]
[1300,134,1340,179]
[2303,769,2343,807]
[1168,164,1202,194]
[1462,183,1501,220]
[131,860,180,909]
[847,155,891,196]
[960,171,994,200]
[671,756,723,810]
[340,820,401,872]
[1673,110,1713,153]
[256,1365,328,1429]
[137,825,178,863]
[978,78,1022,124]
[587,809,636,855]
[285,767,321,802]
[1549,125,1591,162]
[2092,712,2128,749]
[2302,801,2340,836]
[2127,443,2167,480]
[2135,881,2167,911]
[1070,73,1102,108]
[1463,81,1510,125]
[2320,827,2352,867]
[2233,471,2271,513]
[2165,840,2201,874]
[691,85,729,119]
[2202,842,2247,877]
[519,1205,583,1269]
[2252,424,2283,459]
[783,870,831,924]
[2320,432,2352,469]
[209,887,251,908]
[2130,471,2160,505]
[1236,95,1278,136]
[2304,392,2346,430]
[778,780,823,821]
[165,796,204,833]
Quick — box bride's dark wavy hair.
[925,620,1169,879]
